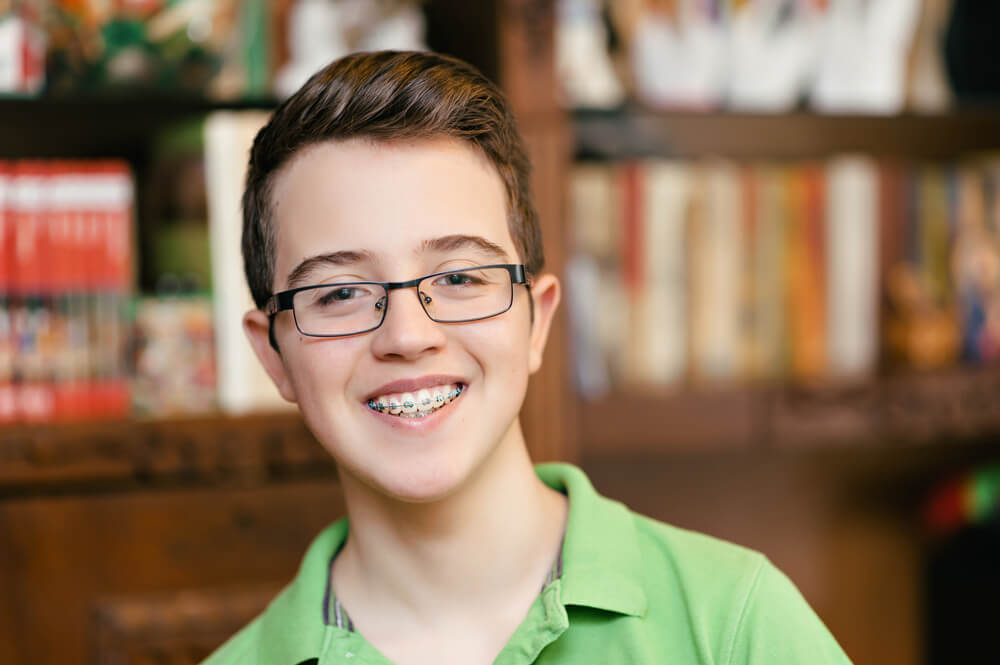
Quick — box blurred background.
[1,0,999,663]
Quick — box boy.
[204,50,851,665]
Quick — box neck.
[332,421,567,625]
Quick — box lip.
[364,374,467,401]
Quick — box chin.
[368,458,475,504]
[335,442,486,505]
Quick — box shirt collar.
[265,462,647,661]
[257,519,349,663]
[536,463,648,618]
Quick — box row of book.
[567,154,1000,397]
[0,161,133,424]
[0,112,294,426]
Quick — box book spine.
[638,159,689,387]
[752,164,787,382]
[0,161,13,424]
[826,156,880,378]
[11,161,54,423]
[204,111,288,413]
[691,161,742,383]
[786,163,828,381]
[566,164,618,397]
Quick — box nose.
[369,285,447,360]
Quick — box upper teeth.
[368,384,463,417]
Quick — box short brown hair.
[242,50,544,309]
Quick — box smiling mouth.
[366,383,465,418]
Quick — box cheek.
[284,336,364,399]
[465,317,533,383]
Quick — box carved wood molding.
[0,412,334,493]
[92,586,279,665]
[581,367,1000,454]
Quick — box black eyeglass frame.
[265,263,529,351]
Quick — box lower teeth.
[368,386,463,417]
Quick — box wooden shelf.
[580,366,1000,455]
[573,106,1000,161]
[0,95,277,158]
[0,411,333,496]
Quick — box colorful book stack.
[567,155,1000,396]
[0,160,133,424]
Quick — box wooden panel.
[579,388,763,454]
[0,481,345,665]
[520,118,577,464]
[499,0,559,116]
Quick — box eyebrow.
[283,235,511,290]
[421,234,510,262]
[285,249,375,290]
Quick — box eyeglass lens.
[291,266,514,337]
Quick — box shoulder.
[630,514,851,664]
[630,513,770,621]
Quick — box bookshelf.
[568,106,1000,665]
[3,2,1000,664]
[580,366,1000,454]
[573,107,1000,160]
[0,3,576,664]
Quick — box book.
[786,163,827,381]
[203,111,292,415]
[689,160,742,383]
[826,156,879,378]
[750,164,787,381]
[632,159,689,387]
[0,162,12,423]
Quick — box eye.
[446,273,472,285]
[435,271,485,287]
[318,286,363,305]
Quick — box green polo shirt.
[202,463,851,665]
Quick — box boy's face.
[244,137,560,503]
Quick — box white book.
[635,160,689,386]
[566,254,610,398]
[826,156,879,377]
[569,163,618,258]
[691,161,742,381]
[204,111,294,414]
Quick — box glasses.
[265,264,529,348]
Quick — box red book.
[0,161,14,423]
[11,161,54,423]
[89,161,134,420]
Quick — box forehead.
[269,137,513,286]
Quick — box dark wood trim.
[581,366,1000,455]
[574,107,1000,161]
[0,411,333,495]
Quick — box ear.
[527,272,561,375]
[243,309,299,403]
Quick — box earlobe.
[243,309,299,403]
[527,273,561,374]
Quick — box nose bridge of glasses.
[381,277,435,319]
